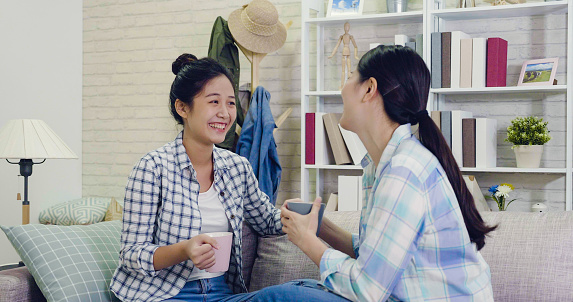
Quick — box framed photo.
[327,0,365,17]
[517,58,559,86]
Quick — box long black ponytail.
[357,45,496,250]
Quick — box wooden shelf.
[305,91,341,96]
[304,164,363,170]
[460,167,567,173]
[430,1,567,20]
[431,85,567,95]
[305,11,423,25]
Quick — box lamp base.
[22,204,30,225]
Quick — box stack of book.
[305,113,366,212]
[431,31,508,88]
[305,113,367,166]
[430,110,497,168]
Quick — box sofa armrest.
[0,266,46,302]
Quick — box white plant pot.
[513,145,544,168]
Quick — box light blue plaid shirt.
[320,124,494,302]
[110,131,283,302]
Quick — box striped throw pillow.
[39,197,111,226]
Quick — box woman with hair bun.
[260,45,496,301]
[110,54,283,302]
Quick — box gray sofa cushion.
[249,211,361,291]
[241,222,259,289]
[0,266,45,302]
[480,212,573,301]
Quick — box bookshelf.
[300,0,572,211]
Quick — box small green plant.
[505,116,551,148]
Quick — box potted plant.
[505,116,551,168]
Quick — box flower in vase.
[487,183,518,211]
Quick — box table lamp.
[0,119,78,224]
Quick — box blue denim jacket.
[236,86,282,205]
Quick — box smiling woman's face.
[179,75,236,147]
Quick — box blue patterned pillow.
[39,197,111,226]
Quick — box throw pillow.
[1,221,122,302]
[104,197,123,221]
[249,211,361,291]
[39,197,111,225]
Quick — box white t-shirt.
[187,182,231,281]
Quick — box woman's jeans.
[163,275,256,302]
[252,279,351,302]
[163,276,351,302]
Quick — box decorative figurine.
[328,22,359,90]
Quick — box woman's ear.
[175,99,189,119]
[362,77,379,103]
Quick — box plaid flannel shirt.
[320,124,494,302]
[110,131,283,302]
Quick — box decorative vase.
[513,145,544,168]
[387,0,409,13]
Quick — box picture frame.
[327,0,365,17]
[517,58,559,86]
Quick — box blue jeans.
[163,275,257,302]
[164,277,350,302]
[249,279,351,302]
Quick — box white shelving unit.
[300,0,572,210]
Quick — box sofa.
[1,210,572,301]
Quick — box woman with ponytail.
[265,45,496,301]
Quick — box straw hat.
[228,0,287,54]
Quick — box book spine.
[431,32,442,88]
[459,38,473,88]
[431,110,441,130]
[486,37,508,87]
[325,193,338,212]
[415,34,424,58]
[405,41,416,51]
[441,32,452,88]
[452,110,473,165]
[338,124,367,165]
[305,113,315,165]
[462,118,476,168]
[441,111,452,148]
[323,113,352,165]
[315,112,334,165]
[450,31,471,89]
[475,118,497,168]
[472,38,487,88]
[395,34,410,46]
[338,175,359,211]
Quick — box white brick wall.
[83,0,303,206]
[84,0,567,210]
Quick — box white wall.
[82,0,303,204]
[0,0,82,264]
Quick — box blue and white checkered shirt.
[110,131,283,302]
[320,124,494,302]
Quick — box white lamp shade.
[0,119,78,159]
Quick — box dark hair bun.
[172,53,198,75]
